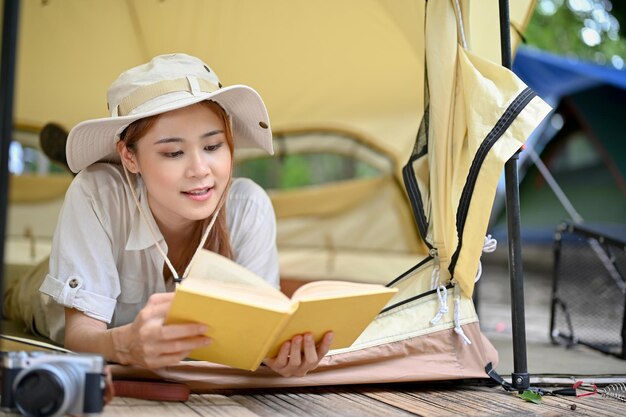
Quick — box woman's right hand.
[112,292,211,369]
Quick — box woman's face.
[122,103,232,232]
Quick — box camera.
[1,351,105,417]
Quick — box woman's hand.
[263,331,334,377]
[103,365,115,405]
[112,292,211,369]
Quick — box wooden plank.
[2,383,625,416]
[471,385,626,417]
[227,387,415,417]
[101,395,262,417]
[0,395,261,417]
[361,384,626,417]
[230,391,321,416]
[101,397,199,417]
[363,387,509,416]
[323,386,417,416]
[186,395,262,417]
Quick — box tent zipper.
[386,254,434,287]
[402,153,433,250]
[381,280,453,314]
[448,87,536,275]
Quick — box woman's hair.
[119,100,235,280]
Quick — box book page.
[291,280,393,301]
[180,278,291,311]
[185,249,280,291]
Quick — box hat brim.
[66,85,274,173]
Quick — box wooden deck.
[3,381,622,417]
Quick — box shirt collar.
[125,178,165,251]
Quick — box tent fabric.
[111,0,549,389]
[9,174,71,203]
[15,0,534,171]
[271,176,427,284]
[413,1,551,297]
[12,0,536,285]
[112,323,496,391]
[7,175,69,239]
[112,260,497,390]
[8,0,548,389]
[492,49,626,235]
[513,47,626,106]
[513,47,626,184]
[236,128,427,284]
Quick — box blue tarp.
[513,47,626,106]
[490,47,626,240]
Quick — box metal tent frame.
[0,0,20,339]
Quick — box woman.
[17,53,332,377]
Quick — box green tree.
[525,0,626,68]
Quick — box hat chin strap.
[121,164,223,284]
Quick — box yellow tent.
[4,0,550,389]
[12,0,537,286]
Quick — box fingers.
[131,331,209,369]
[288,335,303,367]
[138,298,173,322]
[103,366,115,405]
[141,350,194,369]
[139,293,207,340]
[160,323,209,341]
[147,292,175,306]
[302,334,318,365]
[166,334,211,354]
[264,339,291,369]
[316,331,334,358]
[155,334,211,356]
[126,292,212,369]
[264,333,332,377]
[138,323,211,360]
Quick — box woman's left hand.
[263,332,334,377]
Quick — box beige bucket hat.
[66,53,274,173]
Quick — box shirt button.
[68,278,79,288]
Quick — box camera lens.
[13,362,83,417]
[13,369,64,417]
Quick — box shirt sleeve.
[39,168,123,325]
[227,178,280,288]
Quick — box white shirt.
[39,163,279,343]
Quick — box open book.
[164,249,397,371]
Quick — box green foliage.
[234,153,381,190]
[525,0,626,67]
[518,390,543,404]
[281,155,313,188]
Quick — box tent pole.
[0,0,20,336]
[499,0,530,391]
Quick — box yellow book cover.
[165,249,397,371]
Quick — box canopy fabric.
[7,0,549,389]
[111,0,547,389]
[12,0,537,287]
[491,49,626,235]
[407,2,552,297]
[15,0,534,175]
[513,46,626,106]
[513,47,626,184]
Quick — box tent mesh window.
[550,221,626,359]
